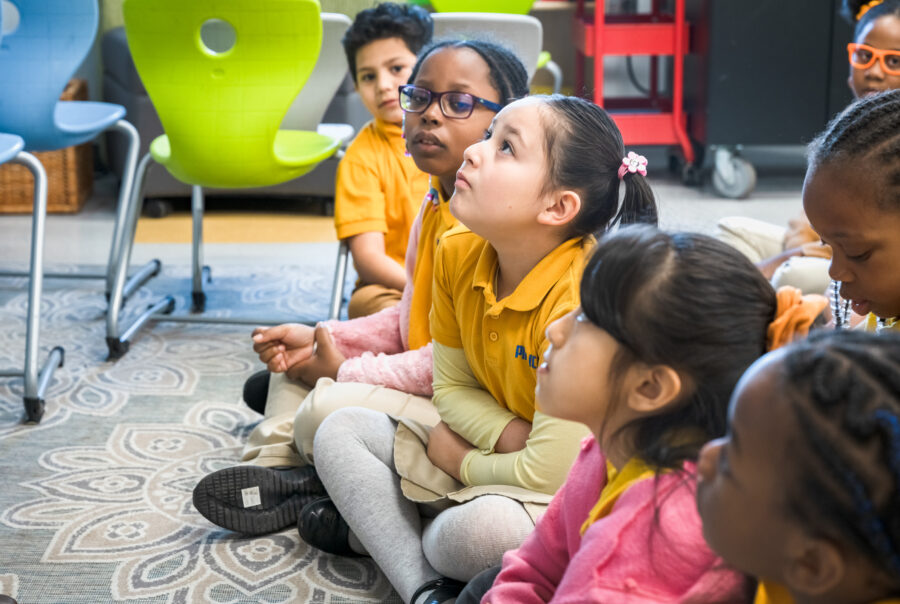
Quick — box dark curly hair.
[779,330,900,581]
[581,226,777,471]
[342,3,433,80]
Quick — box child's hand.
[251,323,315,373]
[287,325,346,385]
[426,421,475,482]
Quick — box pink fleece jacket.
[484,436,747,604]
[323,199,434,396]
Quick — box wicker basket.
[0,79,94,214]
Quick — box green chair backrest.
[123,0,323,187]
[430,0,534,15]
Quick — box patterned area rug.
[0,255,401,603]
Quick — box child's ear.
[783,536,845,597]
[626,365,682,414]
[538,190,582,228]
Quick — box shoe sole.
[192,465,323,535]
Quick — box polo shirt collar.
[472,236,589,313]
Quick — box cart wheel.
[681,163,703,187]
[143,198,174,218]
[711,154,757,199]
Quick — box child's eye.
[499,139,514,155]
[390,65,406,74]
[483,128,493,140]
[358,73,374,83]
[847,250,872,262]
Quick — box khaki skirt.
[392,417,552,523]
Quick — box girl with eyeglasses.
[192,39,529,536]
[308,94,658,604]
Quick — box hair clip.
[857,0,884,20]
[617,152,648,180]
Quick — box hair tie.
[766,287,828,351]
[617,152,648,180]
[857,0,885,20]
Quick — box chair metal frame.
[0,0,158,326]
[106,3,351,359]
[0,135,65,423]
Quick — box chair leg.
[543,60,564,95]
[106,152,174,360]
[105,120,162,304]
[328,240,349,321]
[15,151,65,423]
[190,185,207,312]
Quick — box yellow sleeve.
[429,238,463,348]
[459,411,590,495]
[333,140,388,240]
[433,342,518,451]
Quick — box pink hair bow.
[617,152,648,180]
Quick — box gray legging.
[313,407,535,604]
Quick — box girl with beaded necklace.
[802,89,900,334]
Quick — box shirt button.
[489,331,499,341]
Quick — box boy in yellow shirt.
[335,3,432,319]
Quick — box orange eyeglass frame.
[847,43,900,76]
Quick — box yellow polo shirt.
[334,118,430,266]
[754,581,900,604]
[430,229,593,422]
[407,182,458,350]
[865,313,899,334]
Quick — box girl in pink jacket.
[475,227,827,604]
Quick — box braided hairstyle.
[808,89,900,211]
[342,3,433,80]
[537,95,658,235]
[842,0,900,38]
[408,39,530,107]
[779,330,900,581]
[582,226,777,470]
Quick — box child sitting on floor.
[801,89,900,333]
[192,40,530,535]
[472,226,825,604]
[308,95,659,604]
[697,330,900,603]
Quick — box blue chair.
[0,133,65,422]
[0,0,157,338]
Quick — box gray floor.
[0,147,808,269]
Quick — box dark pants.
[457,565,503,604]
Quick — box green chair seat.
[149,129,341,188]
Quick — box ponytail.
[536,95,658,237]
[617,171,658,226]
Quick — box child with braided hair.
[697,329,900,604]
[802,89,900,333]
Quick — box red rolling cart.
[573,0,697,175]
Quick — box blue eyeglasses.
[399,85,503,119]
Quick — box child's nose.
[545,311,574,347]
[462,142,481,167]
[828,255,853,283]
[867,58,886,79]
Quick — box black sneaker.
[411,578,466,604]
[192,465,324,535]
[242,370,270,414]
[297,496,362,557]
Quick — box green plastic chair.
[107,0,341,359]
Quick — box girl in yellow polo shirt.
[307,95,658,604]
[697,330,900,604]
